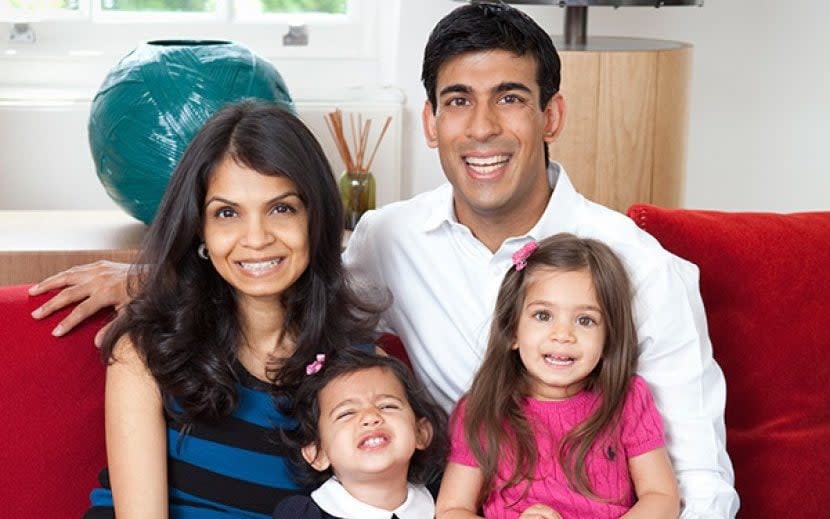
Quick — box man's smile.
[463,153,512,178]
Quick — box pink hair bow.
[512,240,538,272]
[306,354,326,376]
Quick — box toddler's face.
[512,267,606,400]
[303,367,432,485]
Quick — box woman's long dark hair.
[101,100,383,425]
[463,233,639,507]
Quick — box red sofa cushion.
[627,204,830,519]
[0,284,109,517]
[377,332,412,369]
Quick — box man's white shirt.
[343,162,739,518]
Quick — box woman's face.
[202,155,310,304]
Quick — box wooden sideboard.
[551,37,692,212]
[0,211,145,285]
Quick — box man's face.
[423,49,564,226]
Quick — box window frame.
[1,0,378,61]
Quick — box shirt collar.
[423,183,455,232]
[422,161,581,242]
[525,161,582,241]
[311,477,435,519]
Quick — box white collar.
[422,160,568,236]
[525,160,582,241]
[311,477,435,519]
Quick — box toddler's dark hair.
[279,348,448,488]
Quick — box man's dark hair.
[421,1,561,113]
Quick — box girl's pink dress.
[449,375,666,518]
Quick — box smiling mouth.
[358,433,390,450]
[543,354,575,367]
[464,154,511,176]
[237,258,282,274]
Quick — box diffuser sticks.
[324,109,392,175]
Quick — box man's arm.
[633,257,739,518]
[29,260,133,345]
[341,210,395,334]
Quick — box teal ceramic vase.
[88,40,294,224]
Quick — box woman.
[84,101,382,519]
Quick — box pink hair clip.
[305,354,326,376]
[512,240,538,272]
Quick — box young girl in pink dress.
[436,233,679,519]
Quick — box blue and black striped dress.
[85,361,305,518]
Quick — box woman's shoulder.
[106,335,156,388]
[109,334,141,363]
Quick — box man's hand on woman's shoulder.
[29,260,133,346]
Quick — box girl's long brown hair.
[463,233,639,507]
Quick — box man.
[31,2,738,516]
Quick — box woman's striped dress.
[85,363,305,518]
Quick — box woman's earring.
[197,243,209,260]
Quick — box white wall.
[2,0,828,213]
[393,0,830,212]
[0,1,403,212]
[0,95,404,211]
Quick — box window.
[3,1,349,17]
[1,0,376,60]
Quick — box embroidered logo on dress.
[605,445,617,461]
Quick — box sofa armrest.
[627,204,830,518]
[0,284,110,517]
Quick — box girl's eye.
[215,207,236,219]
[577,315,597,327]
[532,311,551,322]
[335,410,355,420]
[379,403,400,410]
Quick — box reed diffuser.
[325,109,392,230]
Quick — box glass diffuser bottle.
[339,170,376,230]
[325,109,391,230]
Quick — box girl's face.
[202,155,310,305]
[302,367,433,486]
[512,267,607,400]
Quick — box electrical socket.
[9,23,36,44]
[282,25,308,47]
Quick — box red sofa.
[1,204,828,518]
